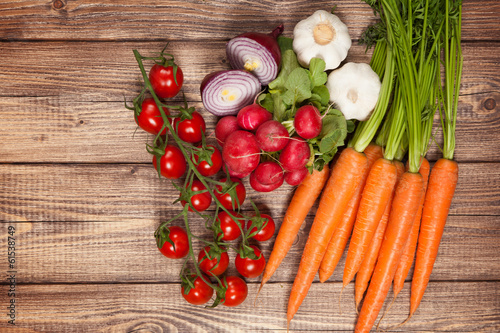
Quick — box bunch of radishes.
[215,102,322,192]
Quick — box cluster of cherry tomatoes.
[131,47,277,307]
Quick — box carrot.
[392,157,430,298]
[258,166,330,292]
[355,171,424,333]
[354,160,404,310]
[319,143,383,282]
[409,158,458,318]
[287,147,369,325]
[342,157,398,288]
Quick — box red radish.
[237,103,273,131]
[215,116,240,147]
[250,170,284,192]
[222,130,261,176]
[200,70,261,116]
[255,120,289,152]
[223,163,251,179]
[285,167,309,186]
[254,161,284,185]
[226,25,284,85]
[294,105,322,139]
[279,138,310,171]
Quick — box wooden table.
[0,1,499,332]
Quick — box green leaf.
[309,58,328,87]
[311,85,330,106]
[319,129,343,153]
[268,49,300,92]
[272,92,287,122]
[346,120,356,133]
[277,36,294,53]
[319,112,347,140]
[282,68,312,105]
[257,93,274,113]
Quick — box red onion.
[226,25,284,86]
[200,70,261,116]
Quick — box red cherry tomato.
[149,63,183,99]
[194,145,223,177]
[181,179,212,212]
[173,111,206,143]
[214,177,246,210]
[152,145,186,179]
[181,275,214,305]
[198,246,229,276]
[247,214,276,242]
[216,211,244,241]
[135,98,170,135]
[235,245,266,278]
[221,276,248,307]
[157,226,189,259]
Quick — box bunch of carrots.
[258,0,463,331]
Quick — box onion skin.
[226,25,284,85]
[200,70,261,117]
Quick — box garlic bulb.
[326,62,381,121]
[292,10,351,70]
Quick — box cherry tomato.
[214,177,246,210]
[198,246,229,276]
[221,276,248,307]
[181,179,212,212]
[247,214,276,242]
[149,63,183,99]
[216,211,244,241]
[157,226,189,259]
[173,111,206,143]
[181,275,214,305]
[194,145,223,177]
[135,98,171,135]
[152,145,186,179]
[235,245,266,278]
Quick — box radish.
[215,116,240,147]
[294,105,322,139]
[255,120,289,152]
[249,169,284,192]
[254,161,284,185]
[279,137,310,171]
[285,167,309,186]
[222,130,261,176]
[237,103,272,131]
[223,163,251,179]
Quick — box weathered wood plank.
[0,163,497,223]
[0,0,497,41]
[0,42,497,101]
[0,88,498,163]
[0,282,497,332]
[0,215,498,284]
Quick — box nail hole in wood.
[53,0,65,9]
[484,98,496,111]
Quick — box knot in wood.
[484,98,496,111]
[53,0,65,10]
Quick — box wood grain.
[0,42,498,101]
[0,0,497,42]
[0,93,498,163]
[0,215,498,284]
[0,282,497,332]
[0,162,498,223]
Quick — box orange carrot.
[258,166,330,292]
[342,158,398,288]
[409,158,458,318]
[354,160,405,310]
[287,147,369,325]
[319,143,383,283]
[355,171,424,333]
[392,157,431,298]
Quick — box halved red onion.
[200,70,261,116]
[226,25,283,86]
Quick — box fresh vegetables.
[215,116,240,146]
[152,145,186,180]
[157,225,189,259]
[235,245,266,278]
[326,62,381,121]
[222,130,261,178]
[293,105,322,139]
[200,70,261,116]
[226,25,284,85]
[173,111,207,144]
[292,9,351,70]
[135,97,170,135]
[254,120,289,152]
[181,275,214,305]
[237,103,273,131]
[149,50,184,99]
